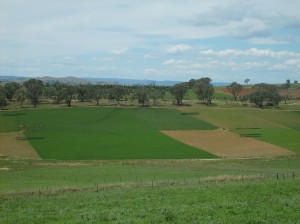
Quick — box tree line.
[0,77,297,109]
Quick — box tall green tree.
[14,87,26,108]
[77,84,89,102]
[227,82,243,101]
[249,83,281,108]
[170,83,188,106]
[281,80,291,104]
[0,86,8,109]
[62,85,76,107]
[244,78,250,85]
[107,85,126,104]
[91,85,105,106]
[23,79,44,108]
[4,82,20,101]
[193,77,214,105]
[149,89,162,105]
[133,87,150,107]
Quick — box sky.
[1,0,300,83]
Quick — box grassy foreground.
[1,157,300,224]
[1,178,299,224]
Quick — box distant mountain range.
[0,76,230,86]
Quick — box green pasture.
[192,107,300,129]
[1,157,299,194]
[234,128,300,154]
[0,108,216,160]
[1,176,299,224]
[1,104,300,223]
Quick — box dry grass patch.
[0,132,41,159]
[161,129,295,158]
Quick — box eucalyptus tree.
[4,82,20,101]
[23,79,44,108]
[0,86,8,109]
[107,85,126,104]
[249,83,281,108]
[91,84,106,106]
[193,77,214,105]
[170,83,189,106]
[149,89,162,105]
[133,87,150,107]
[62,85,76,107]
[281,80,291,104]
[14,87,26,108]
[227,82,243,101]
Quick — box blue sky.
[1,0,300,83]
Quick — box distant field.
[179,107,300,129]
[176,107,300,155]
[217,86,300,99]
[234,128,300,154]
[0,108,216,160]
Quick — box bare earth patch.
[161,129,295,158]
[0,132,41,159]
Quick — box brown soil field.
[217,87,300,99]
[0,132,41,159]
[161,129,295,158]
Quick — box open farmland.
[161,129,294,158]
[0,108,216,160]
[1,104,300,223]
[217,86,300,99]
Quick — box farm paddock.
[161,129,295,158]
[1,103,300,223]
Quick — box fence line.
[7,171,294,197]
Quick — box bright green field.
[234,128,300,154]
[1,178,299,224]
[1,157,300,224]
[0,108,216,160]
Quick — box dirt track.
[0,132,41,159]
[161,129,295,158]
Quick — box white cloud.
[199,48,300,58]
[163,59,196,67]
[1,0,300,83]
[111,47,128,55]
[269,64,288,71]
[143,54,159,59]
[285,59,300,66]
[91,57,113,62]
[248,37,293,45]
[166,44,192,54]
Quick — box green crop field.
[234,128,300,154]
[1,103,300,223]
[190,108,300,129]
[0,108,216,160]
